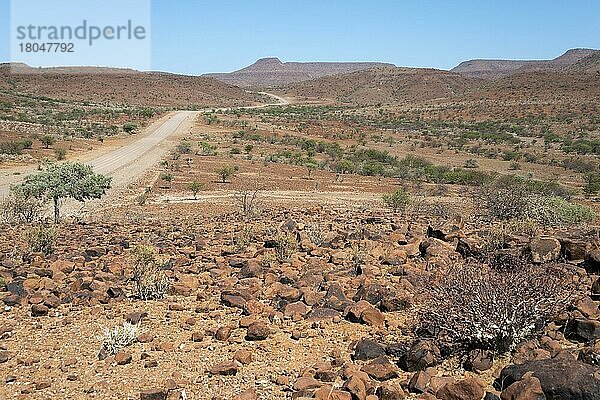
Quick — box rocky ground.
[1,200,600,400]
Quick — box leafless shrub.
[130,245,170,300]
[420,260,577,354]
[305,223,326,246]
[234,186,261,216]
[98,322,140,355]
[1,192,43,225]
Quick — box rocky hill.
[0,63,267,108]
[275,66,481,105]
[451,48,599,79]
[204,57,394,88]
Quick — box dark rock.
[353,339,386,361]
[125,311,148,325]
[529,237,561,263]
[566,319,600,342]
[31,304,49,317]
[399,340,441,372]
[588,250,600,274]
[306,308,340,321]
[408,370,431,393]
[376,381,407,400]
[499,353,600,400]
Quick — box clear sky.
[1,0,599,75]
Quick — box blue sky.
[1,0,599,75]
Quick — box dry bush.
[234,186,261,216]
[1,192,43,225]
[130,245,170,300]
[24,224,56,255]
[304,223,326,246]
[232,224,255,253]
[98,322,140,355]
[480,219,540,253]
[420,259,577,354]
[275,231,297,262]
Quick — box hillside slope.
[204,57,394,88]
[275,66,481,105]
[0,64,266,108]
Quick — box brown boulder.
[436,377,484,400]
[500,373,545,400]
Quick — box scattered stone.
[464,349,494,372]
[140,389,167,400]
[361,355,398,381]
[293,376,321,391]
[245,321,271,341]
[436,377,484,400]
[500,373,545,400]
[344,375,367,400]
[500,353,600,400]
[400,340,441,372]
[353,339,386,361]
[115,350,132,365]
[31,304,49,317]
[209,361,238,376]
[234,349,253,365]
[529,237,561,263]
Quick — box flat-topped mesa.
[203,57,395,88]
[451,48,600,79]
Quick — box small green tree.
[584,172,600,196]
[383,188,411,213]
[123,123,137,134]
[159,172,173,188]
[12,162,112,223]
[188,181,203,199]
[40,135,56,149]
[216,165,238,183]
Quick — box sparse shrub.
[98,322,140,356]
[421,260,576,354]
[527,195,595,226]
[159,172,173,188]
[463,159,478,168]
[25,224,56,255]
[40,134,56,149]
[0,191,43,224]
[275,231,297,262]
[199,141,217,156]
[55,148,67,160]
[136,187,152,206]
[233,225,254,253]
[383,189,411,213]
[188,181,203,200]
[177,140,192,154]
[216,165,238,183]
[304,224,326,246]
[122,122,137,134]
[481,219,540,253]
[584,172,600,196]
[235,187,261,216]
[229,147,241,155]
[130,245,169,300]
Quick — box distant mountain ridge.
[451,48,600,79]
[204,57,395,88]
